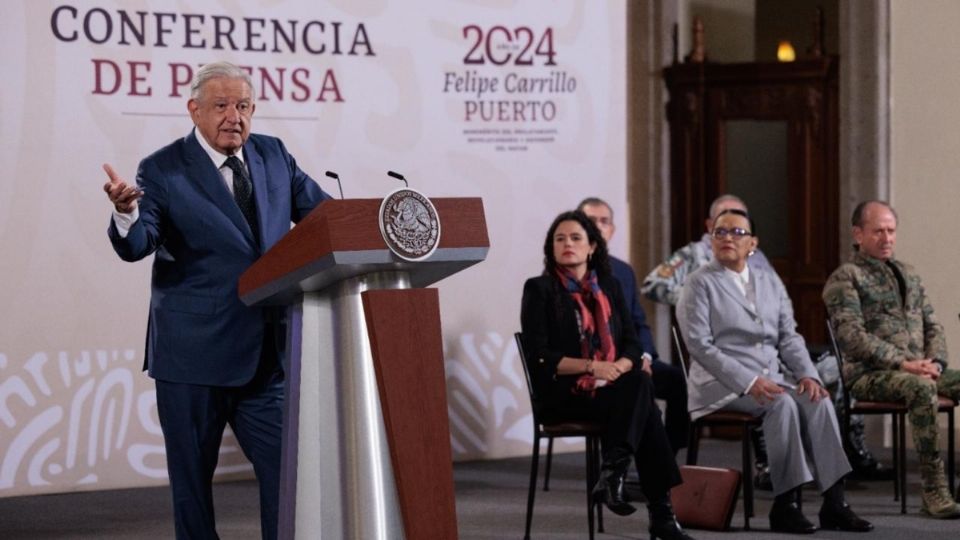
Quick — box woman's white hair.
[190,61,255,101]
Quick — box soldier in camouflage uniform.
[824,200,960,518]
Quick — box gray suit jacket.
[676,260,820,419]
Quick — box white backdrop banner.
[0,0,627,497]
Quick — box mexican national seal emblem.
[378,188,441,261]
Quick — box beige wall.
[755,1,838,62]
[680,0,755,63]
[890,1,960,366]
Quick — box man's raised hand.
[102,163,143,213]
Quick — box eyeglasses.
[712,227,752,240]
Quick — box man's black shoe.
[754,462,773,491]
[819,502,874,532]
[769,501,817,534]
[849,461,895,481]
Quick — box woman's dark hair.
[541,210,610,276]
[713,208,757,236]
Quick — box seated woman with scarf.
[520,210,692,540]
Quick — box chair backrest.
[824,319,854,414]
[514,332,543,415]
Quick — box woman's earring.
[588,252,593,263]
[748,250,756,257]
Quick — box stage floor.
[2,438,957,539]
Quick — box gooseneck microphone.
[325,171,344,199]
[387,170,408,188]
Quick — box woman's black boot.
[592,456,636,516]
[648,496,694,540]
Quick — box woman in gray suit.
[521,210,692,540]
[676,209,872,534]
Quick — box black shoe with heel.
[648,497,694,540]
[592,468,636,516]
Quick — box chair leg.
[899,413,908,515]
[948,408,956,496]
[593,437,604,533]
[543,437,554,491]
[892,413,900,502]
[741,423,754,530]
[524,434,541,540]
[686,424,700,466]
[585,437,596,540]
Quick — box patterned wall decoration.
[0,0,625,497]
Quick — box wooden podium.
[239,198,488,540]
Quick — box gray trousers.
[724,390,852,496]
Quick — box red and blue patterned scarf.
[554,266,616,395]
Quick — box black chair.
[514,332,604,540]
[672,326,758,530]
[826,319,957,513]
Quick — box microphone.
[387,170,408,188]
[325,171,344,199]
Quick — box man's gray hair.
[577,197,614,221]
[708,194,747,219]
[190,62,255,101]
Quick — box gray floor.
[1,439,958,539]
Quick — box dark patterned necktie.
[223,155,259,243]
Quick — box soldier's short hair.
[851,200,898,227]
[708,194,747,219]
[577,197,613,221]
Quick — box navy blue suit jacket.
[108,130,332,386]
[609,256,660,362]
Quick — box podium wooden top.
[239,197,489,306]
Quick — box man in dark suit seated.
[103,61,332,539]
[578,197,688,455]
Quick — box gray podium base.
[281,271,410,540]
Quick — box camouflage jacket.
[641,233,771,306]
[823,250,947,385]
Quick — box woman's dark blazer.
[520,273,643,407]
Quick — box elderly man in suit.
[103,61,332,539]
[677,209,872,534]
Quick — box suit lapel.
[184,132,257,247]
[708,262,756,315]
[751,265,767,315]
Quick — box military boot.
[919,458,960,519]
